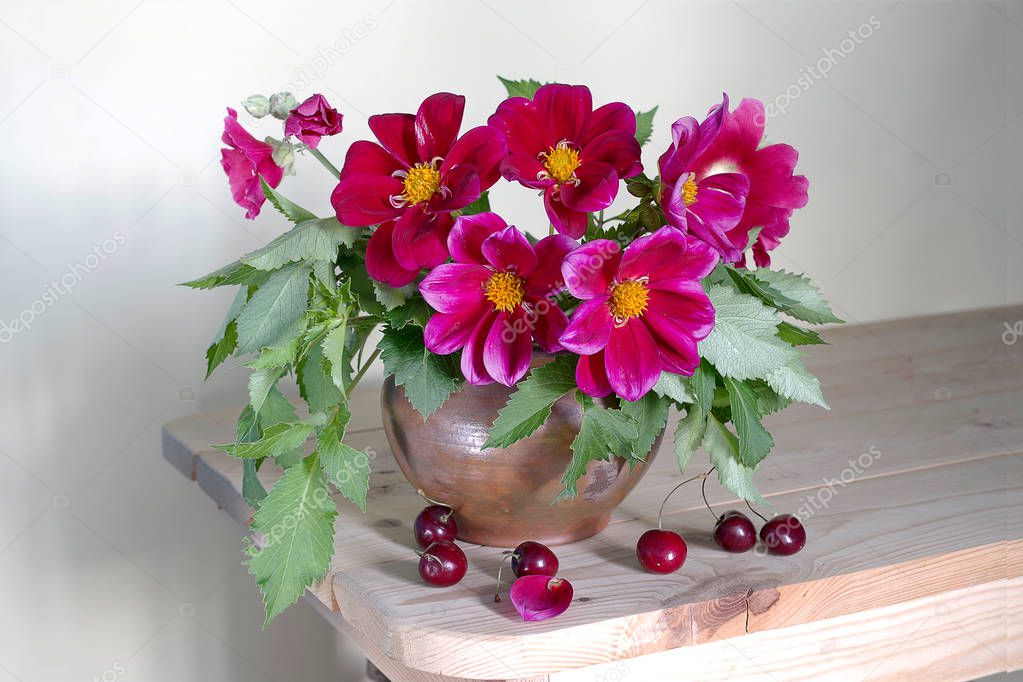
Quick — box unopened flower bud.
[639,203,662,230]
[269,92,297,120]
[626,178,650,198]
[242,94,270,118]
[266,137,296,175]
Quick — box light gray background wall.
[0,1,1018,680]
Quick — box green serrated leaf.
[388,297,432,330]
[297,344,344,413]
[776,321,826,346]
[247,336,301,369]
[461,191,490,216]
[765,356,829,409]
[635,106,657,146]
[242,459,268,506]
[621,392,669,460]
[181,260,268,290]
[260,176,317,223]
[703,414,769,507]
[236,264,311,354]
[343,259,386,316]
[673,407,707,475]
[216,415,324,459]
[378,325,462,419]
[498,76,544,99]
[321,321,350,395]
[689,360,717,412]
[317,407,370,512]
[482,355,578,449]
[724,266,801,311]
[651,371,696,405]
[242,218,357,271]
[260,385,299,426]
[246,453,336,627]
[558,396,640,500]
[723,377,775,468]
[372,281,411,311]
[749,269,844,324]
[698,284,799,381]
[249,367,285,418]
[206,319,238,378]
[749,380,792,415]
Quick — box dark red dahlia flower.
[488,84,642,238]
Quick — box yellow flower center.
[484,271,525,313]
[608,279,649,321]
[682,175,698,206]
[402,163,441,205]
[542,142,581,183]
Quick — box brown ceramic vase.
[381,357,663,547]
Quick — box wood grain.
[160,305,1023,680]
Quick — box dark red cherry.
[759,514,806,555]
[511,541,559,578]
[414,505,457,548]
[417,541,467,587]
[636,529,687,573]
[713,510,757,552]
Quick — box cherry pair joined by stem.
[414,490,465,587]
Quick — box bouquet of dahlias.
[185,78,840,625]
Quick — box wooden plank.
[549,577,1016,682]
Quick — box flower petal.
[529,301,568,353]
[509,575,573,622]
[419,263,490,313]
[423,303,488,355]
[368,112,420,166]
[746,144,809,209]
[431,163,481,213]
[488,97,548,154]
[461,309,497,384]
[581,102,636,143]
[558,297,613,355]
[338,140,401,181]
[561,239,621,299]
[618,226,690,282]
[543,187,588,239]
[499,151,548,189]
[481,226,537,276]
[535,83,592,143]
[448,212,507,265]
[576,350,612,398]
[526,234,577,298]
[646,287,716,344]
[483,308,534,386]
[560,161,618,213]
[442,125,507,189]
[391,207,453,270]
[330,173,403,226]
[415,92,465,160]
[365,221,421,287]
[580,130,642,179]
[604,319,661,401]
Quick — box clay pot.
[381,361,662,547]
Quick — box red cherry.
[417,541,467,587]
[759,514,806,555]
[713,510,757,553]
[511,541,559,578]
[413,505,457,548]
[636,529,687,573]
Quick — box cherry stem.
[417,489,454,519]
[494,552,515,602]
[745,499,769,523]
[657,472,711,529]
[701,466,719,521]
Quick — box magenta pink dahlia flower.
[419,212,576,387]
[284,93,343,149]
[689,98,809,267]
[220,108,284,219]
[488,84,642,239]
[559,227,718,401]
[332,93,507,281]
[658,95,750,264]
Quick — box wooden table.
[163,306,1022,681]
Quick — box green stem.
[349,347,381,392]
[307,146,340,179]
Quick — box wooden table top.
[163,305,1022,681]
